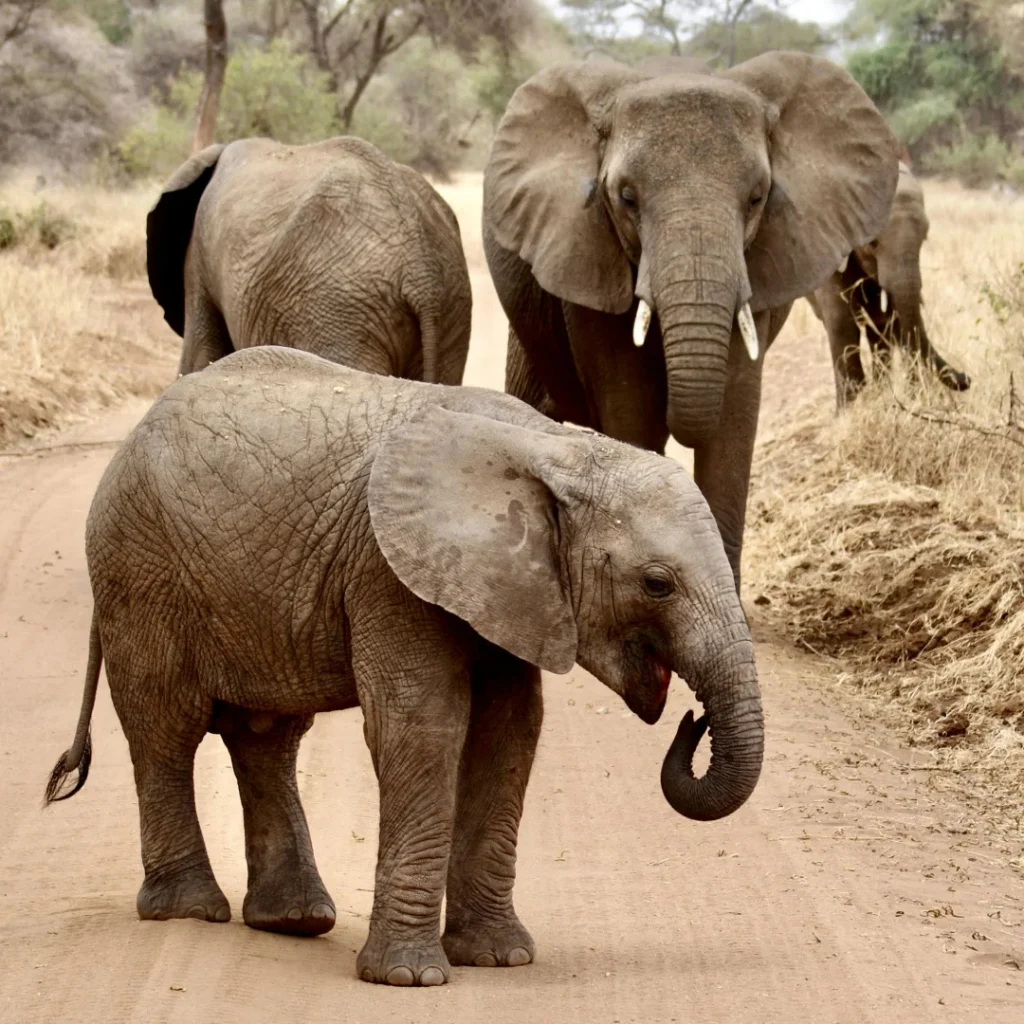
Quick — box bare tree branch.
[192,0,228,152]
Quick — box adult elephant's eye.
[748,192,764,212]
[620,185,637,208]
[642,567,675,599]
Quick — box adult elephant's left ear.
[146,143,226,337]
[368,403,579,674]
[485,60,639,315]
[724,52,899,312]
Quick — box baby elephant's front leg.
[355,649,472,986]
[443,655,541,969]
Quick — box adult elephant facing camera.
[148,135,472,383]
[484,52,899,587]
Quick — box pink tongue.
[657,662,672,695]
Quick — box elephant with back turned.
[148,135,472,383]
[806,160,971,406]
[483,51,899,588]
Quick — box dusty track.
[1,184,1022,1022]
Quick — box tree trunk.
[192,0,228,154]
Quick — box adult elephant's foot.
[442,912,535,968]
[137,861,231,923]
[242,868,336,937]
[356,932,451,986]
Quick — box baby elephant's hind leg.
[443,654,542,969]
[109,655,230,924]
[218,707,335,936]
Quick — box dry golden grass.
[748,182,1024,827]
[0,176,177,445]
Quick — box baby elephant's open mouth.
[626,657,673,724]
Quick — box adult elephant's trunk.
[648,218,746,448]
[660,609,764,821]
[877,251,923,350]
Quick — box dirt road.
[2,191,1022,1023]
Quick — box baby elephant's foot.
[137,863,230,923]
[357,933,451,986]
[243,871,336,937]
[442,913,535,968]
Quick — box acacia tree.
[193,0,228,152]
[294,1,534,129]
[563,0,787,66]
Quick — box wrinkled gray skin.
[806,163,970,407]
[483,52,899,588]
[45,348,763,987]
[148,135,472,383]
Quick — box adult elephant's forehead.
[615,74,766,129]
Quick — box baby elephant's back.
[86,350,425,620]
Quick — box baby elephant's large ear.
[723,52,899,311]
[368,404,578,674]
[485,60,640,315]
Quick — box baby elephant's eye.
[642,568,675,599]
[620,185,637,208]
[748,192,764,213]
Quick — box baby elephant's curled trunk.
[659,660,764,821]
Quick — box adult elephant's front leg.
[443,652,542,969]
[692,312,772,594]
[352,599,472,987]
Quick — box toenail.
[287,907,303,920]
[361,969,375,983]
[312,903,335,920]
[214,905,230,922]
[507,947,531,967]
[386,966,415,986]
[474,952,497,967]
[420,967,446,986]
[187,905,207,920]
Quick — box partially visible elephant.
[147,136,472,383]
[483,52,899,588]
[806,161,970,406]
[45,346,763,987]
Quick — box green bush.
[173,40,339,145]
[112,41,339,180]
[926,133,1023,189]
[114,105,193,180]
[887,93,960,149]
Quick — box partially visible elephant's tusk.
[880,289,889,314]
[837,254,849,274]
[737,303,759,361]
[633,299,653,347]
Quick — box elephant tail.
[418,310,440,385]
[43,611,102,806]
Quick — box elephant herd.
[44,51,969,988]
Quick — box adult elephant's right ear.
[485,60,639,315]
[368,403,579,674]
[146,143,225,337]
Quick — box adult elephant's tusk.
[880,289,888,314]
[633,299,652,347]
[837,254,849,274]
[737,303,759,361]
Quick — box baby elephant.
[46,347,763,987]
[147,135,472,384]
